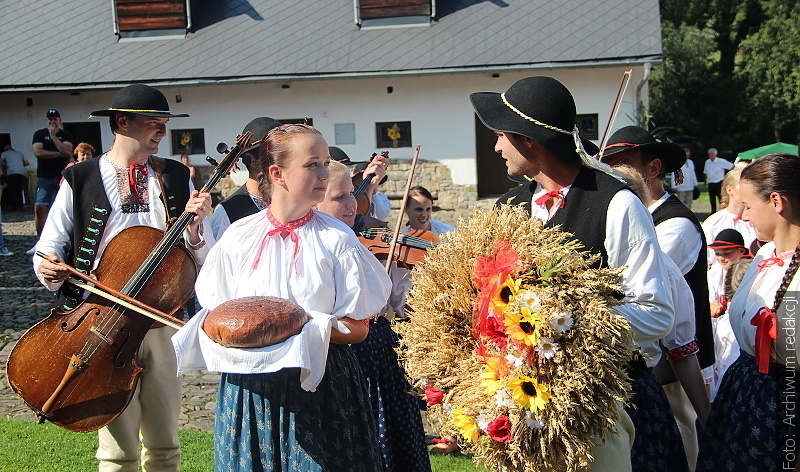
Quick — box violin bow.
[596,69,632,162]
[384,145,421,272]
[36,252,185,329]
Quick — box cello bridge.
[90,326,114,345]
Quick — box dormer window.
[114,0,191,40]
[356,0,434,29]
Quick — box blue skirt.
[697,353,798,472]
[350,317,432,472]
[214,343,382,472]
[624,369,690,472]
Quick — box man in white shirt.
[33,84,214,472]
[672,148,697,209]
[472,76,676,472]
[702,148,733,213]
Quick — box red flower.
[486,415,513,444]
[483,314,508,349]
[425,385,445,406]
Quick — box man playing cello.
[33,84,214,471]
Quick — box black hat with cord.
[89,84,188,118]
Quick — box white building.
[1,0,661,197]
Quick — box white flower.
[505,353,525,368]
[476,413,492,432]
[535,337,560,359]
[494,388,515,409]
[550,311,574,334]
[524,411,544,429]
[515,290,542,312]
[418,378,429,387]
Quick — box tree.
[737,0,800,142]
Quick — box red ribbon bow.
[128,164,148,203]
[757,255,790,270]
[534,190,566,209]
[750,306,776,374]
[732,214,742,223]
[252,209,314,269]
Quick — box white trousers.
[96,327,182,472]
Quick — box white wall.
[0,65,646,186]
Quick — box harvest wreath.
[396,206,636,472]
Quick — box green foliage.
[651,0,799,154]
[737,0,800,139]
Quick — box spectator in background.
[702,148,733,213]
[180,154,197,187]
[672,148,698,209]
[1,144,29,212]
[74,143,95,163]
[29,108,75,254]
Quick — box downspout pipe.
[636,62,652,127]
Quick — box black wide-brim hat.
[708,228,746,250]
[600,126,685,173]
[89,84,189,118]
[470,76,580,165]
[240,117,283,168]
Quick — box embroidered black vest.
[495,167,628,268]
[218,185,260,225]
[58,156,190,311]
[652,195,715,379]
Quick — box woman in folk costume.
[316,159,432,472]
[172,124,391,471]
[697,153,800,471]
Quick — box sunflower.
[452,408,481,442]
[491,275,523,312]
[503,309,542,347]
[481,356,511,395]
[508,374,552,411]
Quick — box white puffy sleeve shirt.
[728,242,800,368]
[531,185,675,363]
[172,209,392,390]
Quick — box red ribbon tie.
[534,190,566,209]
[750,306,776,374]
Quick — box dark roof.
[1,0,662,91]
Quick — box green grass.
[0,419,484,471]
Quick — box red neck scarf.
[757,250,795,271]
[128,163,148,203]
[534,190,566,210]
[252,209,314,270]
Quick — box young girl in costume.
[404,186,455,235]
[697,153,800,471]
[316,160,432,472]
[701,164,758,267]
[173,124,391,471]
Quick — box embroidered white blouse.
[172,209,392,391]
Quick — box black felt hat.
[89,84,188,118]
[470,76,581,165]
[329,146,360,165]
[708,229,747,250]
[240,117,282,168]
[600,126,685,173]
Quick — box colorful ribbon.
[127,164,148,203]
[534,190,566,209]
[252,209,314,270]
[750,306,776,374]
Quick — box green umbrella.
[737,142,798,161]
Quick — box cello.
[5,133,251,432]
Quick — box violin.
[357,227,438,269]
[6,133,251,432]
[352,151,389,216]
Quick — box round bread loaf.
[203,296,309,348]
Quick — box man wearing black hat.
[601,125,714,470]
[472,76,676,471]
[29,108,75,253]
[208,116,282,240]
[33,84,213,472]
